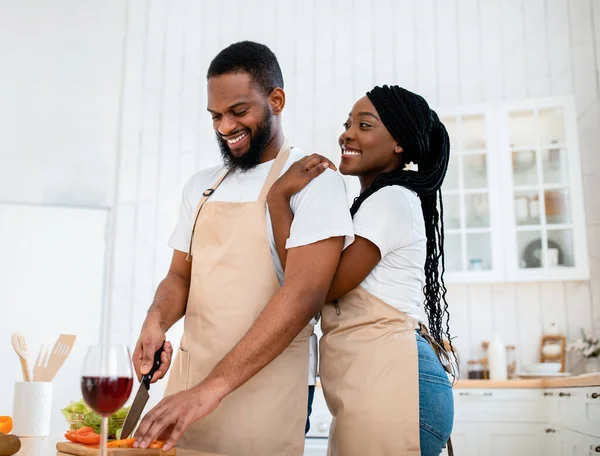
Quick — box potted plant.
[568,329,600,373]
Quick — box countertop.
[454,372,600,388]
[315,373,600,389]
[11,375,600,453]
[14,437,225,456]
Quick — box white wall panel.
[523,0,550,97]
[500,0,527,100]
[437,0,460,106]
[458,0,482,104]
[109,0,600,378]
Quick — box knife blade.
[121,342,165,439]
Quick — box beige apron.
[165,139,312,456]
[320,286,421,456]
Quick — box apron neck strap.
[204,170,229,199]
[185,169,230,261]
[257,137,291,202]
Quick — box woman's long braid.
[351,85,455,364]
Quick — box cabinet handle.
[591,445,600,453]
[587,392,599,399]
[544,428,556,434]
[543,392,554,397]
[459,392,493,397]
[558,392,571,397]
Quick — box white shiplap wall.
[0,0,126,207]
[109,0,600,378]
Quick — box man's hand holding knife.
[132,321,173,384]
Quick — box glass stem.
[99,415,109,456]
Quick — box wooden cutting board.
[56,442,176,456]
[56,442,225,456]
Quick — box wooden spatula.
[44,334,76,381]
[11,333,31,381]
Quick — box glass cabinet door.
[438,97,587,283]
[441,114,494,274]
[508,107,575,270]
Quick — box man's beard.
[216,109,273,172]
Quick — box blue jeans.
[417,333,454,455]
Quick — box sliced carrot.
[64,426,99,444]
[76,433,101,445]
[65,432,80,443]
[107,438,136,448]
[148,441,165,449]
[0,416,13,434]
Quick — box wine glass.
[81,345,134,455]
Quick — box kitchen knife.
[120,342,165,439]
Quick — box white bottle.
[488,333,508,380]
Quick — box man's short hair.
[207,41,284,96]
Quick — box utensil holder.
[12,382,53,437]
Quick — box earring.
[403,161,419,172]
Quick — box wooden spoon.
[11,333,31,381]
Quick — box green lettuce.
[61,399,130,439]
[61,399,90,419]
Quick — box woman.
[267,85,455,455]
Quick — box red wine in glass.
[81,345,133,456]
[81,376,133,415]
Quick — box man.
[131,41,353,456]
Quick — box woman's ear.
[394,144,404,154]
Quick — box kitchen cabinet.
[438,96,589,283]
[306,383,600,455]
[545,387,600,439]
[304,438,328,456]
[452,389,548,456]
[452,423,546,455]
[438,106,503,283]
[452,386,600,456]
[545,386,600,450]
[553,428,600,456]
[442,426,477,455]
[541,427,560,456]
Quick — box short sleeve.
[352,186,417,257]
[167,179,197,253]
[285,169,354,249]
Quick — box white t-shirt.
[352,185,426,322]
[168,147,354,385]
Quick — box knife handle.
[142,341,165,389]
